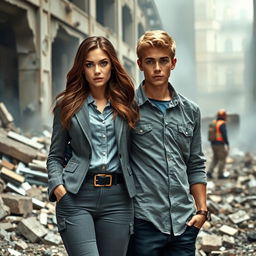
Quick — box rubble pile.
[0,103,67,256]
[0,102,256,255]
[196,150,256,255]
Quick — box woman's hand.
[54,184,67,202]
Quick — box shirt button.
[185,131,188,135]
[102,120,105,124]
[102,134,106,138]
[102,165,106,170]
[102,152,106,156]
[140,129,143,133]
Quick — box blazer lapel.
[75,102,92,148]
[114,115,124,149]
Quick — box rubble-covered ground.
[1,102,256,255]
[196,148,256,256]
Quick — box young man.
[127,30,208,256]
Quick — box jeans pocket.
[58,192,69,204]
[188,225,200,235]
[57,218,66,232]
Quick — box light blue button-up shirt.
[130,82,207,236]
[87,95,120,173]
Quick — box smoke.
[155,0,256,153]
[154,0,197,101]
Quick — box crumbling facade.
[195,0,253,117]
[0,0,162,131]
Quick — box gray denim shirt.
[130,82,207,236]
[87,95,120,173]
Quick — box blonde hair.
[137,30,176,59]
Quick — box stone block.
[1,193,32,215]
[219,225,238,236]
[17,216,47,243]
[201,233,222,253]
[43,232,62,245]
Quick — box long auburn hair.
[54,36,139,128]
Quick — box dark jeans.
[56,181,133,256]
[127,218,199,256]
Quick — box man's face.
[137,47,176,87]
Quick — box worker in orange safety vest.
[207,109,229,179]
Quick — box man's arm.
[190,183,207,211]
[220,123,229,151]
[187,183,208,228]
[186,107,208,228]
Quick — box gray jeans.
[56,180,133,256]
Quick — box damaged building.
[0,0,162,131]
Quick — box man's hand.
[54,184,67,202]
[186,214,207,229]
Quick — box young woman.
[47,36,139,256]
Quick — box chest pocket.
[166,123,194,153]
[177,124,193,138]
[132,124,153,147]
[176,124,194,153]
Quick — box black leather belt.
[86,173,124,187]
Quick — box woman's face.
[83,48,112,91]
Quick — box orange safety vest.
[214,120,225,142]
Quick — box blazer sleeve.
[47,107,69,202]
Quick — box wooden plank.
[28,159,47,173]
[7,131,44,150]
[0,167,25,184]
[0,129,38,163]
[0,159,16,170]
[0,102,13,125]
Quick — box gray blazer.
[47,102,136,202]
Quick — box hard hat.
[217,109,227,119]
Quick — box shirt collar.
[87,94,95,105]
[136,81,184,107]
[86,94,111,108]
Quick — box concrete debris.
[0,102,256,255]
[200,233,222,252]
[222,235,235,248]
[0,102,67,255]
[228,210,250,224]
[219,225,238,236]
[1,193,32,215]
[196,147,256,256]
[17,216,48,243]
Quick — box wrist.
[196,210,211,221]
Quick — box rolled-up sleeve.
[187,107,207,185]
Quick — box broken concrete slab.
[1,193,32,215]
[17,216,48,243]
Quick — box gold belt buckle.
[94,174,112,187]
